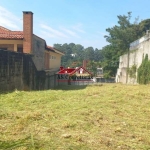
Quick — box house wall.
[32,35,45,71]
[49,51,61,70]
[0,40,23,51]
[0,44,14,51]
[44,51,50,70]
[116,33,150,84]
[0,38,62,71]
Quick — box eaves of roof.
[0,31,23,40]
[46,45,64,55]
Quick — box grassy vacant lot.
[0,84,150,150]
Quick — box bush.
[137,54,150,84]
[127,64,137,79]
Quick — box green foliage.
[0,135,39,150]
[54,43,103,68]
[127,64,137,79]
[137,54,150,84]
[104,12,137,54]
[103,71,111,79]
[102,12,150,77]
[84,47,95,60]
[139,19,150,36]
[101,45,119,77]
[87,61,102,76]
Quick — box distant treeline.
[54,12,150,77]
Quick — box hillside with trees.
[54,12,150,77]
[54,43,103,75]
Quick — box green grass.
[0,84,150,150]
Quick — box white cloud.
[60,27,80,38]
[40,30,56,38]
[40,24,68,38]
[0,6,22,30]
[72,23,85,33]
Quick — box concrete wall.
[44,75,58,89]
[32,35,45,71]
[116,33,150,84]
[49,51,61,70]
[32,35,62,72]
[116,54,128,83]
[0,49,58,91]
[0,50,24,91]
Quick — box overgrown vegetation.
[137,54,150,84]
[0,84,150,149]
[127,64,137,79]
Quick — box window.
[0,48,7,50]
[17,48,23,53]
[50,55,56,59]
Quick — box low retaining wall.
[0,49,58,91]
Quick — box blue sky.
[0,0,150,49]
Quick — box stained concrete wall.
[0,49,58,91]
[0,50,24,91]
[116,33,150,84]
[32,35,62,72]
[116,54,128,83]
[32,35,45,71]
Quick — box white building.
[116,31,150,84]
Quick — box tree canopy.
[54,43,103,71]
[102,12,150,76]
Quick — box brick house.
[0,11,64,91]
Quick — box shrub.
[137,54,150,84]
[127,64,137,79]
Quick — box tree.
[139,19,150,36]
[84,47,95,60]
[87,61,102,76]
[137,54,150,84]
[54,43,102,68]
[54,43,103,68]
[94,48,103,62]
[104,12,140,54]
[102,12,150,77]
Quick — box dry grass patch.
[0,84,150,149]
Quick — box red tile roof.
[56,66,93,75]
[0,26,11,32]
[0,26,64,55]
[47,45,64,55]
[0,26,23,39]
[46,45,55,52]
